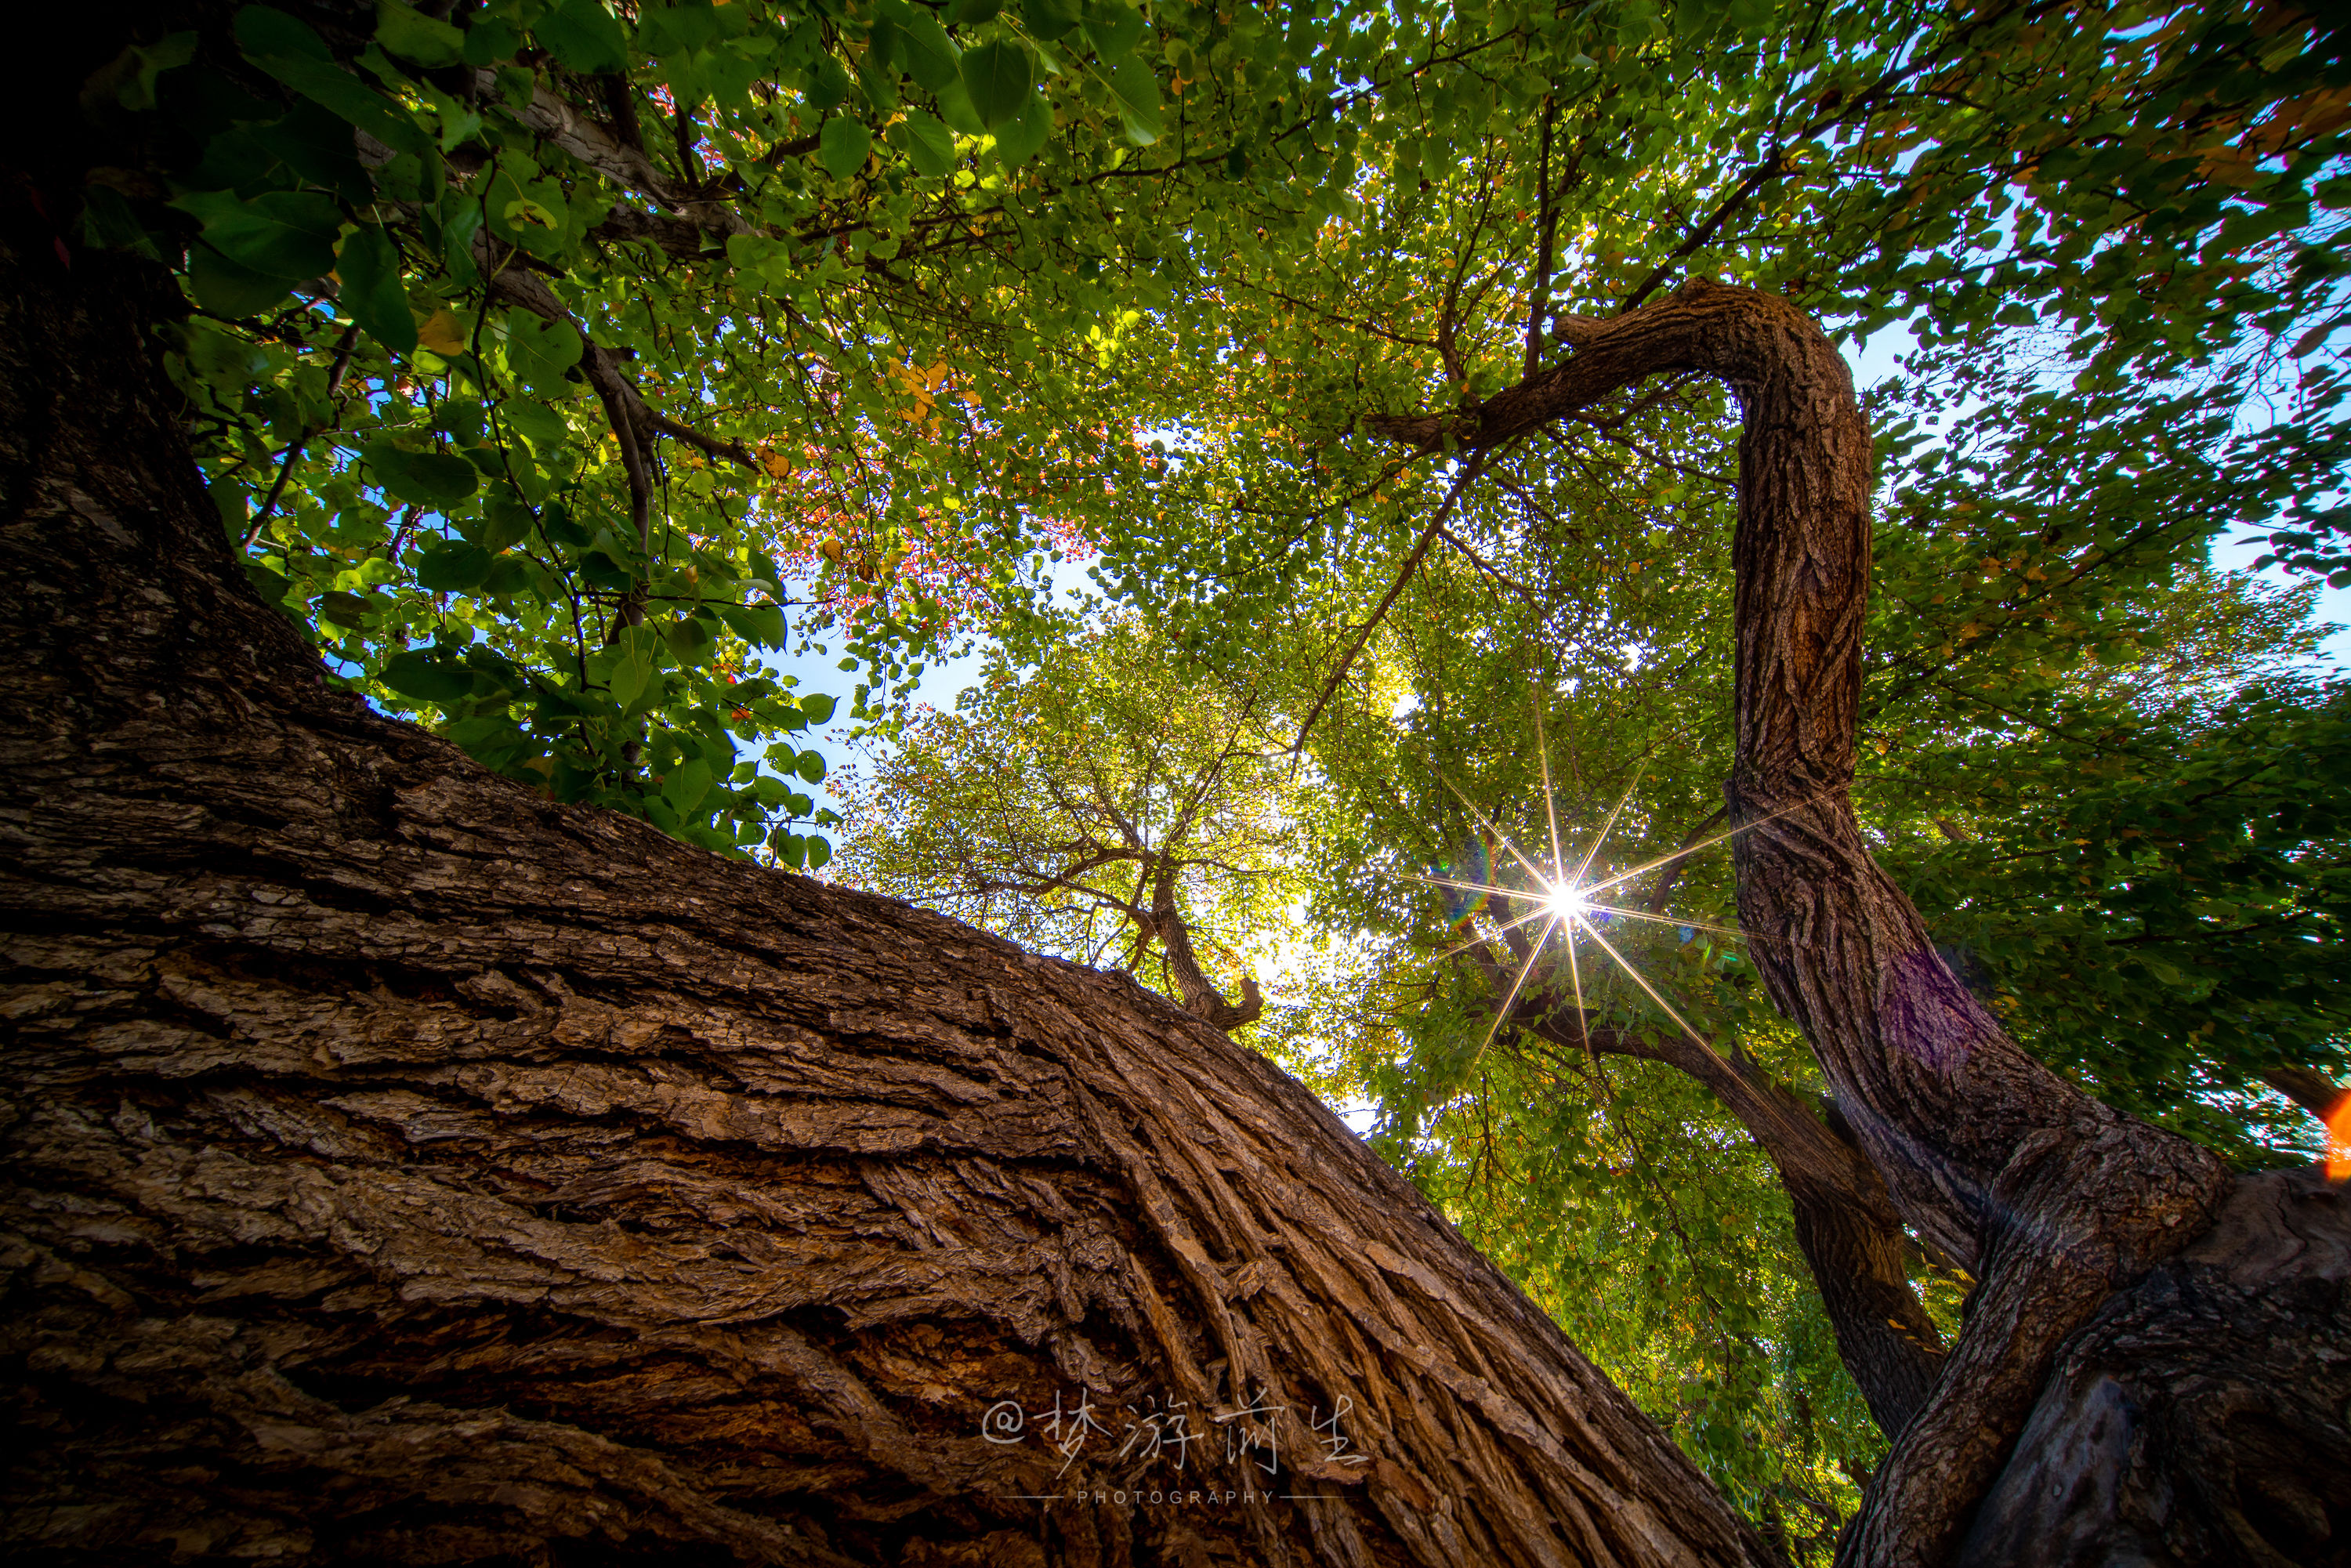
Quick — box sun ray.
[1411,718,1816,1096]
[1532,690,1568,889]
[1578,902,1759,943]
[1574,914,1732,1069]
[1419,902,1556,965]
[1573,773,1642,893]
[1563,901,1592,1068]
[1469,912,1560,1065]
[1580,797,1826,901]
[1440,773,1551,888]
[1422,873,1523,900]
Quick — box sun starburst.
[1416,693,1805,1071]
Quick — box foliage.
[1071,1,2348,1548]
[833,617,1299,1008]
[73,0,1346,860]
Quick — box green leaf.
[664,757,715,816]
[608,623,662,706]
[501,398,570,450]
[663,614,715,666]
[376,0,465,67]
[771,827,807,868]
[961,42,1033,129]
[415,538,494,590]
[933,74,987,136]
[805,53,850,110]
[531,679,601,721]
[1108,56,1160,144]
[336,224,416,356]
[480,552,531,597]
[857,50,900,114]
[364,441,482,508]
[173,189,342,282]
[462,15,522,67]
[994,90,1051,167]
[316,589,379,629]
[896,5,962,92]
[236,9,432,157]
[947,0,1002,22]
[820,115,872,179]
[1080,0,1144,63]
[187,244,295,317]
[234,5,333,63]
[799,693,838,725]
[245,559,293,606]
[806,835,832,870]
[474,494,536,551]
[534,0,630,76]
[505,311,583,394]
[795,748,828,784]
[902,109,956,176]
[1020,0,1080,40]
[718,601,788,647]
[380,649,476,704]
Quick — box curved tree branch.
[1372,277,2232,1566]
[1138,851,1262,1033]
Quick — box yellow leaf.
[503,197,561,229]
[416,306,467,356]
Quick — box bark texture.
[1956,1166,2351,1568]
[0,232,1783,1564]
[1373,280,2337,1566]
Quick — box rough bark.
[1958,1166,2351,1568]
[1374,280,2325,1566]
[0,223,1784,1568]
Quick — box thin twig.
[244,324,360,548]
[1291,453,1487,751]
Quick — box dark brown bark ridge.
[0,226,1790,1564]
[1378,278,2351,1566]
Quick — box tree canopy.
[60,0,2351,1556]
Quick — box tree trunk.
[0,230,1782,1564]
[1375,280,2351,1566]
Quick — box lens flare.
[1542,882,1588,920]
[1413,688,1822,1074]
[2327,1090,2351,1182]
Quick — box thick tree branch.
[2263,1064,2346,1123]
[1137,851,1262,1033]
[1370,278,2233,1566]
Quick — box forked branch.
[1369,277,2231,1566]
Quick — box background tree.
[834,619,1292,1029]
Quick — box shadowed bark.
[0,199,1780,1568]
[1373,279,2348,1566]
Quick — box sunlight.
[1415,687,1782,1073]
[1541,881,1590,921]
